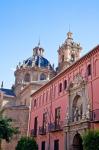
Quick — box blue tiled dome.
[24,55,52,69]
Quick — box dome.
[23,55,53,69]
[16,44,54,71]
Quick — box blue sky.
[0,0,99,88]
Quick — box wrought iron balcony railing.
[30,129,37,137]
[90,109,99,122]
[48,121,63,132]
[38,126,46,135]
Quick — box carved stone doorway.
[72,133,83,150]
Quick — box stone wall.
[2,106,29,150]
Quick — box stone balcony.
[90,109,99,122]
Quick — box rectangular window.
[54,139,59,150]
[41,141,45,150]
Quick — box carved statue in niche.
[72,95,83,122]
[67,73,88,124]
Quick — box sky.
[0,0,99,88]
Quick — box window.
[41,141,45,150]
[71,54,75,62]
[59,83,62,93]
[24,73,30,82]
[64,80,67,90]
[54,139,59,150]
[87,64,91,76]
[40,73,46,80]
[55,107,61,126]
[34,117,38,136]
[34,99,37,107]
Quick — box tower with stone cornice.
[57,32,82,72]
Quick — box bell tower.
[57,32,82,72]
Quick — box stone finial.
[67,31,73,39]
[1,81,3,88]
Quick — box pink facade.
[29,45,99,150]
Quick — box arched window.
[40,73,46,80]
[59,83,62,93]
[87,64,91,76]
[71,54,75,62]
[24,73,30,82]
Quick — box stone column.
[64,132,67,150]
[67,131,70,150]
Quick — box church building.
[0,31,99,150]
[0,42,55,150]
[29,32,99,150]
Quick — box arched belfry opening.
[72,133,83,150]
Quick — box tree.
[83,130,99,150]
[0,109,19,150]
[16,137,38,150]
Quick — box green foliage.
[83,130,99,150]
[16,137,38,150]
[0,109,19,142]
[0,108,19,150]
[0,117,19,142]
